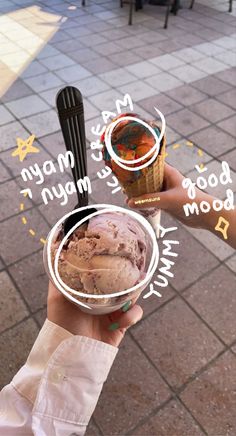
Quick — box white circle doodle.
[47,205,159,301]
[104,109,166,172]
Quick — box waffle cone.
[123,136,166,199]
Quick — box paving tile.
[166,108,209,137]
[190,98,234,123]
[94,335,171,435]
[40,53,75,71]
[217,114,236,138]
[39,86,63,107]
[1,140,52,178]
[192,58,227,75]
[150,53,185,71]
[99,28,129,41]
[0,179,33,221]
[68,47,100,64]
[6,95,50,119]
[0,271,28,333]
[79,34,108,48]
[125,60,161,79]
[84,116,103,143]
[225,254,236,274]
[118,80,157,102]
[71,77,110,99]
[0,105,14,126]
[141,278,175,319]
[156,38,184,54]
[93,41,123,56]
[145,72,183,93]
[185,224,235,261]
[36,44,61,59]
[161,125,180,146]
[83,56,118,74]
[175,33,205,47]
[169,225,219,292]
[90,175,126,208]
[9,250,48,312]
[109,50,143,67]
[21,110,60,138]
[0,121,30,152]
[214,36,236,50]
[84,99,100,121]
[85,420,100,436]
[191,75,232,96]
[0,160,12,183]
[38,190,77,227]
[216,88,236,110]
[23,72,64,93]
[0,209,49,265]
[170,64,208,84]
[53,38,85,53]
[166,84,207,107]
[55,64,92,83]
[38,131,66,158]
[219,148,236,172]
[214,51,236,68]
[173,47,206,63]
[132,44,164,60]
[181,351,236,436]
[87,147,104,182]
[215,67,236,87]
[139,93,183,118]
[18,163,74,206]
[189,125,235,157]
[0,318,39,388]
[50,30,71,44]
[166,139,212,174]
[132,298,223,389]
[184,265,236,345]
[20,60,48,79]
[98,68,134,87]
[132,399,204,436]
[194,41,226,56]
[1,78,33,103]
[34,306,47,327]
[88,89,123,112]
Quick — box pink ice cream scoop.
[51,212,147,296]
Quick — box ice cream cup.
[43,205,159,315]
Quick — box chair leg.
[82,0,85,6]
[129,0,133,25]
[120,0,123,8]
[189,0,195,9]
[229,0,233,13]
[164,0,172,28]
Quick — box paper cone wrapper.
[122,138,166,238]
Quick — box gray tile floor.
[0,0,236,434]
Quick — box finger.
[128,190,170,210]
[113,304,143,330]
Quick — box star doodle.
[215,216,230,240]
[11,134,39,162]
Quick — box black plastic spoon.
[56,86,96,235]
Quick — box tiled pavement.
[0,0,236,434]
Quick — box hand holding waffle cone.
[101,112,166,237]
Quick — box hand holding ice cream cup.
[101,111,166,237]
[43,205,159,315]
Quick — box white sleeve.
[0,319,118,436]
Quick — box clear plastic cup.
[43,205,158,315]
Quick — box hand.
[47,282,143,348]
[128,163,210,229]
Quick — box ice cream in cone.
[101,112,166,199]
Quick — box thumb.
[128,190,170,210]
